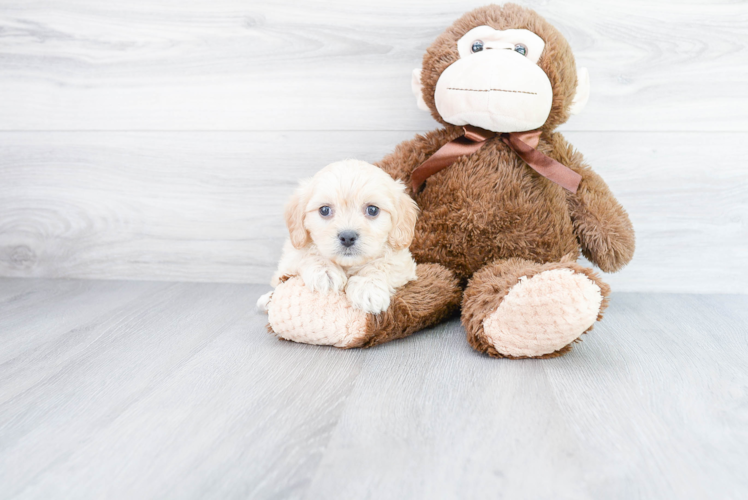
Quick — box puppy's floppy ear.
[284,181,311,249]
[388,182,420,250]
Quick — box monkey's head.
[412,3,589,133]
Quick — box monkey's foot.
[267,277,368,348]
[462,260,610,358]
[266,264,462,349]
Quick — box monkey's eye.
[471,40,484,53]
[319,206,332,217]
[514,44,528,56]
[366,205,380,217]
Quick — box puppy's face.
[285,160,419,267]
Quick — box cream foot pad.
[482,268,603,358]
[267,277,369,348]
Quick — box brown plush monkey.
[266,3,634,358]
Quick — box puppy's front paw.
[301,265,347,293]
[345,276,392,314]
[256,291,273,312]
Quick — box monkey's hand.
[568,176,635,273]
[549,133,635,273]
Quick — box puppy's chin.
[332,250,369,268]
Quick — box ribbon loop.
[463,125,494,143]
[499,133,581,193]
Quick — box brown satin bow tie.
[410,125,582,193]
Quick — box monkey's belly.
[410,162,579,281]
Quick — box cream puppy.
[257,159,419,314]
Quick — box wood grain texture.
[0,279,367,500]
[0,0,746,131]
[305,292,748,499]
[1,131,746,293]
[0,279,746,499]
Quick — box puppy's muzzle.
[338,230,358,248]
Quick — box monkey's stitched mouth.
[447,87,537,95]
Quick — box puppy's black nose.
[338,230,358,248]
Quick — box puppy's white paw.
[301,265,347,293]
[345,276,392,314]
[256,291,273,312]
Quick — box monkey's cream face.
[286,160,418,268]
[434,27,553,133]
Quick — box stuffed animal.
[265,3,634,358]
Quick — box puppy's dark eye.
[366,205,380,217]
[319,206,332,217]
[514,44,527,56]
[471,40,484,53]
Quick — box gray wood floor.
[1,278,747,499]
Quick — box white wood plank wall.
[0,0,746,293]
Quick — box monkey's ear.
[411,68,430,112]
[284,182,311,249]
[569,67,590,115]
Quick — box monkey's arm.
[375,127,461,188]
[549,133,635,273]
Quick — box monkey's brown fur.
[364,3,634,357]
